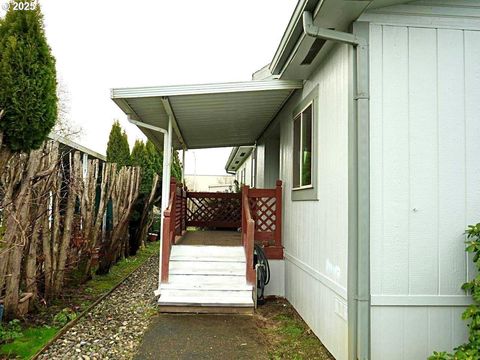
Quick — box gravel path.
[38,254,159,360]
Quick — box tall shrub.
[106,120,130,167]
[430,223,480,359]
[0,1,57,152]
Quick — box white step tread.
[169,261,245,276]
[170,254,245,263]
[171,245,245,259]
[167,274,246,286]
[161,281,251,291]
[158,289,254,307]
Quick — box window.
[293,103,313,189]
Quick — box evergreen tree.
[131,139,152,195]
[106,121,130,167]
[171,150,183,181]
[0,1,58,152]
[145,140,162,177]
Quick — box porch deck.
[158,180,283,313]
[177,230,241,246]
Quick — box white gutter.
[128,116,171,296]
[303,11,370,360]
[111,80,303,99]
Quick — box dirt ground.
[255,297,335,360]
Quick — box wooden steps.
[158,245,254,313]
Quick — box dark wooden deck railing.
[161,179,186,283]
[186,192,241,228]
[242,186,255,285]
[246,180,283,259]
[161,179,283,284]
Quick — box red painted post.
[275,180,283,249]
[161,208,171,283]
[170,180,177,243]
[246,219,255,285]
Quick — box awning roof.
[111,80,302,150]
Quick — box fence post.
[275,180,282,249]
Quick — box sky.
[0,0,297,175]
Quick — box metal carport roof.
[111,80,302,150]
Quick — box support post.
[181,148,186,184]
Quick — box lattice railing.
[244,180,283,259]
[186,192,241,229]
[175,184,187,235]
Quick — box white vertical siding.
[278,44,351,360]
[370,22,480,359]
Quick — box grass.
[85,241,158,297]
[0,327,58,359]
[0,241,158,359]
[256,298,334,360]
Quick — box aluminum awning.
[111,80,302,150]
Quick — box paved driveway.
[133,314,268,360]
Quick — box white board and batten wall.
[362,2,480,359]
[276,43,351,360]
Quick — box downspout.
[303,12,370,360]
[127,116,172,296]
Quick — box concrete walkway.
[133,314,268,360]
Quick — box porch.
[111,79,300,312]
[157,179,283,312]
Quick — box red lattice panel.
[186,192,241,228]
[248,196,276,243]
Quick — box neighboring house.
[111,1,480,359]
[184,174,235,192]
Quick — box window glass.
[293,115,301,188]
[301,105,312,186]
[292,104,313,189]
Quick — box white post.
[157,116,173,293]
[181,148,186,184]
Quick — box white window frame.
[292,101,314,191]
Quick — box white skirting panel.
[285,258,348,360]
[264,259,285,297]
[371,306,468,360]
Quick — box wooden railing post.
[246,219,255,285]
[170,179,177,243]
[275,180,283,249]
[182,185,187,233]
[161,208,171,283]
[241,185,255,285]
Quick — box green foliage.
[0,319,22,344]
[106,120,130,167]
[52,308,77,327]
[429,223,480,360]
[131,139,163,195]
[0,326,57,359]
[0,1,57,152]
[171,150,183,181]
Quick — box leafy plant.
[0,319,23,344]
[52,308,77,327]
[429,223,480,360]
